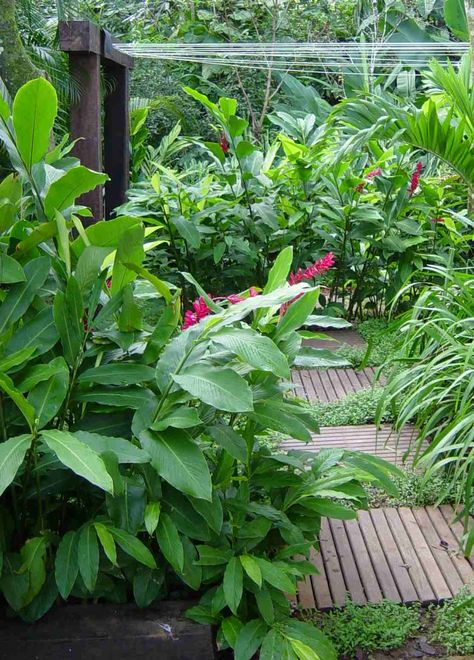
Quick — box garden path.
[292,366,384,402]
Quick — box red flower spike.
[408,161,423,197]
[220,134,229,154]
[182,296,213,329]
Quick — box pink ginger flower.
[282,253,335,315]
[182,296,212,329]
[219,133,229,154]
[355,166,382,193]
[227,287,260,304]
[408,161,423,197]
[431,216,445,224]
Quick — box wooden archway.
[59,20,133,222]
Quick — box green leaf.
[74,430,148,464]
[288,638,320,660]
[228,116,248,138]
[0,254,25,284]
[53,277,84,368]
[221,616,243,650]
[240,555,262,587]
[208,424,248,463]
[111,223,145,295]
[94,522,117,565]
[195,545,232,566]
[156,512,184,572]
[344,452,402,496]
[74,387,154,409]
[255,586,275,625]
[256,557,296,594]
[13,78,58,170]
[275,290,319,342]
[305,315,351,329]
[143,300,180,363]
[281,620,336,660]
[16,359,65,392]
[264,247,293,294]
[78,363,155,386]
[44,167,108,217]
[235,619,268,660]
[0,554,30,611]
[293,347,350,368]
[203,141,225,163]
[212,328,290,379]
[144,501,161,535]
[0,374,35,428]
[260,629,295,660]
[249,401,311,442]
[4,308,58,358]
[444,0,468,40]
[223,556,243,615]
[133,566,163,608]
[109,527,156,568]
[173,216,201,250]
[190,491,223,535]
[41,429,114,493]
[19,537,47,604]
[28,356,69,428]
[140,429,212,501]
[78,525,99,592]
[0,256,50,334]
[173,365,253,413]
[55,531,79,599]
[152,406,202,431]
[54,211,71,275]
[236,141,256,159]
[179,536,202,590]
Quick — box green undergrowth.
[337,318,399,369]
[307,386,393,427]
[367,469,459,508]
[308,600,420,658]
[431,588,474,655]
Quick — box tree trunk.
[0,0,43,97]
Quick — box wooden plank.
[291,370,306,400]
[344,518,383,603]
[335,368,354,397]
[319,518,348,606]
[326,369,347,400]
[412,507,464,595]
[309,546,333,610]
[398,507,451,601]
[369,509,418,603]
[316,369,337,402]
[328,518,366,605]
[428,506,474,578]
[355,368,372,388]
[384,508,436,603]
[300,369,319,401]
[357,510,401,602]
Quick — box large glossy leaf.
[53,277,84,368]
[212,328,290,379]
[77,363,155,386]
[44,167,108,217]
[0,256,50,334]
[111,223,145,295]
[0,254,25,284]
[208,424,247,463]
[275,290,320,342]
[293,347,350,368]
[71,216,142,258]
[444,0,468,40]
[173,365,253,413]
[28,357,69,428]
[12,78,58,170]
[0,374,35,429]
[74,387,154,410]
[74,430,149,464]
[41,430,114,493]
[4,308,58,358]
[249,401,311,442]
[235,619,268,660]
[155,512,184,572]
[263,246,293,293]
[54,531,79,599]
[140,429,212,501]
[78,525,99,592]
[152,406,202,431]
[108,527,156,568]
[223,557,243,615]
[0,434,32,496]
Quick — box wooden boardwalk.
[303,329,366,351]
[292,367,384,402]
[297,505,474,610]
[282,424,419,467]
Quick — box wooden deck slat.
[383,508,436,603]
[329,518,366,605]
[319,518,348,606]
[358,510,401,602]
[309,547,333,610]
[398,507,452,601]
[344,518,383,603]
[430,506,474,576]
[291,366,382,403]
[412,507,465,595]
[369,509,418,604]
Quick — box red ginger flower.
[220,133,229,154]
[288,253,335,285]
[182,296,212,329]
[355,166,382,193]
[227,287,260,304]
[408,161,423,197]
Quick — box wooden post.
[59,21,103,222]
[102,31,134,217]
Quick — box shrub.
[431,588,474,655]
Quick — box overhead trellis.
[116,41,470,75]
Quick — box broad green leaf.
[260,629,295,660]
[212,328,290,379]
[0,374,35,429]
[249,401,311,442]
[71,215,142,258]
[195,545,232,566]
[152,406,202,431]
[28,356,69,428]
[74,387,154,410]
[223,556,243,615]
[94,522,117,565]
[255,586,274,625]
[293,347,350,368]
[264,247,293,294]
[4,308,58,358]
[156,512,184,572]
[133,566,163,608]
[111,223,145,295]
[221,616,243,650]
[275,290,319,342]
[0,254,25,284]
[190,491,223,535]
[240,555,262,587]
[280,620,337,660]
[179,536,202,590]
[140,429,212,501]
[0,256,50,334]
[13,78,58,169]
[143,300,180,363]
[173,216,201,250]
[78,363,155,386]
[41,429,114,493]
[53,277,84,367]
[0,346,36,374]
[144,501,161,535]
[54,211,71,274]
[121,263,172,303]
[173,365,253,413]
[109,527,156,568]
[44,167,108,217]
[444,0,468,40]
[74,430,149,464]
[208,424,248,463]
[75,245,111,299]
[55,531,78,599]
[78,525,99,592]
[235,619,268,660]
[0,554,30,611]
[19,537,46,603]
[256,557,296,594]
[16,360,65,392]
[14,221,56,256]
[288,638,320,660]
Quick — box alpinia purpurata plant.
[0,78,405,659]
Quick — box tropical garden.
[0,0,473,658]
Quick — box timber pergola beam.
[59,20,134,222]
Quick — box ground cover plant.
[0,78,408,659]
